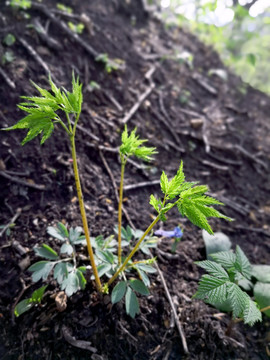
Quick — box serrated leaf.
[28,261,55,282]
[111,281,127,304]
[61,272,80,297]
[180,200,213,234]
[243,298,262,326]
[254,282,270,317]
[160,171,169,194]
[149,194,159,213]
[167,161,185,198]
[47,225,66,241]
[196,260,229,281]
[54,262,69,284]
[129,279,149,296]
[211,251,236,269]
[235,245,251,280]
[227,283,248,318]
[194,274,228,303]
[31,285,48,303]
[125,287,140,318]
[60,243,73,255]
[34,244,58,260]
[14,299,33,317]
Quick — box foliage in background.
[161,0,270,94]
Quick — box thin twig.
[18,37,53,78]
[152,252,189,354]
[0,208,22,238]
[0,170,46,190]
[124,179,160,191]
[0,66,16,89]
[31,2,99,59]
[122,83,155,124]
[98,150,135,229]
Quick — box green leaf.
[47,225,67,241]
[243,298,262,326]
[227,283,248,319]
[31,285,48,303]
[194,274,228,303]
[120,126,157,161]
[125,287,140,318]
[28,261,56,282]
[254,282,270,317]
[160,171,169,194]
[252,265,270,283]
[202,230,232,260]
[149,194,159,213]
[137,269,150,287]
[97,263,112,277]
[167,161,185,198]
[34,244,58,260]
[60,243,73,255]
[57,222,69,238]
[96,249,115,264]
[135,263,157,273]
[211,251,236,269]
[61,272,80,297]
[76,269,86,290]
[3,33,16,46]
[235,245,251,279]
[196,260,229,281]
[179,199,214,234]
[14,299,33,317]
[129,279,149,296]
[54,262,69,284]
[111,281,127,304]
[246,53,256,67]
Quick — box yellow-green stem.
[107,215,160,286]
[70,135,102,292]
[117,160,125,265]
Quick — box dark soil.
[0,1,270,359]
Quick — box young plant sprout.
[4,74,234,318]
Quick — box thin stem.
[56,118,72,136]
[261,305,270,313]
[70,134,102,292]
[118,157,126,265]
[107,215,160,287]
[65,112,73,133]
[72,111,81,136]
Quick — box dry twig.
[0,170,46,190]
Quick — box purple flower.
[155,226,183,238]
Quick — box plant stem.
[261,305,270,313]
[117,158,126,265]
[70,134,102,292]
[107,215,160,286]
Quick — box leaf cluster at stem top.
[149,161,233,234]
[2,73,83,145]
[120,125,157,162]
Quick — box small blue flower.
[155,226,183,238]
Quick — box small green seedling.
[95,53,124,73]
[15,285,47,317]
[3,34,16,46]
[68,22,85,34]
[57,3,73,14]
[8,0,31,9]
[194,246,263,326]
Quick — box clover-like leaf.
[125,287,140,318]
[111,281,127,304]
